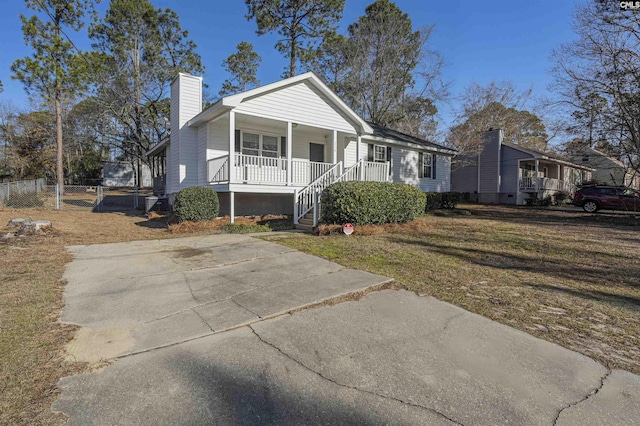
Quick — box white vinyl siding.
[197,125,207,186]
[207,117,228,154]
[167,74,202,194]
[344,138,357,167]
[234,81,356,134]
[391,148,451,192]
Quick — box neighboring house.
[148,72,456,227]
[451,129,594,205]
[103,161,152,187]
[567,145,640,190]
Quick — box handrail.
[294,161,343,224]
[208,155,229,183]
[336,159,362,182]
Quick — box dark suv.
[573,185,640,212]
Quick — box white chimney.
[167,73,203,196]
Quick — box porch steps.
[295,213,316,232]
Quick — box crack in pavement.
[230,297,262,319]
[248,325,465,426]
[191,308,215,333]
[143,286,260,324]
[552,367,612,426]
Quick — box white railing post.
[313,190,319,226]
[55,184,60,210]
[293,189,299,224]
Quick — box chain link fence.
[0,178,152,211]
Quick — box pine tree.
[219,42,261,96]
[11,0,95,196]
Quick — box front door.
[309,143,325,163]
[309,143,325,181]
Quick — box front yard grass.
[263,204,640,374]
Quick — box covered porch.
[203,111,389,187]
[518,159,589,195]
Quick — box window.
[242,132,259,156]
[262,135,279,158]
[543,167,548,178]
[374,145,387,162]
[421,152,433,179]
[241,131,281,158]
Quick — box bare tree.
[550,0,640,175]
[447,81,547,168]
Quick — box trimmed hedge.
[321,181,425,225]
[174,186,220,222]
[425,191,462,211]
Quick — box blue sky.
[0,0,581,132]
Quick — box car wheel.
[583,200,599,213]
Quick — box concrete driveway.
[54,235,640,425]
[61,234,391,362]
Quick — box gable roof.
[187,72,373,134]
[366,123,457,155]
[501,141,595,171]
[580,146,627,168]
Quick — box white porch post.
[332,130,338,164]
[534,159,539,194]
[357,135,362,180]
[228,110,236,183]
[287,121,293,185]
[229,191,235,224]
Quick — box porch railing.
[209,153,337,186]
[234,153,287,184]
[519,177,577,193]
[291,160,333,185]
[335,160,390,183]
[362,161,390,182]
[336,160,361,182]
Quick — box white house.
[150,72,456,228]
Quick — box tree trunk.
[55,10,64,197]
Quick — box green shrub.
[525,193,552,206]
[554,190,571,204]
[321,181,425,225]
[424,192,443,211]
[223,223,271,234]
[425,191,461,211]
[441,192,462,209]
[173,186,219,222]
